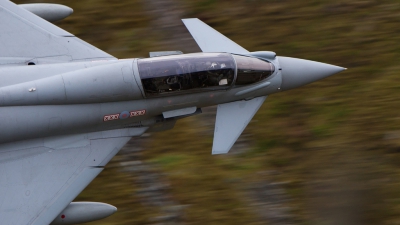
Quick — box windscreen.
[233,55,275,85]
[139,53,235,96]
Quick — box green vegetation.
[14,0,400,224]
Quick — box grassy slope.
[13,0,400,224]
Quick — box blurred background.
[14,0,400,224]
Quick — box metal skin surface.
[0,2,346,225]
[0,60,141,106]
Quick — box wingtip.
[182,18,198,22]
[212,150,228,155]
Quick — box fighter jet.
[0,1,345,224]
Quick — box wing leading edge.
[0,127,147,225]
[0,0,116,66]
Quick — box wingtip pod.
[50,202,117,225]
[19,3,73,22]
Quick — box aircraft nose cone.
[278,56,345,91]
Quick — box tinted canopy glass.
[139,53,235,96]
[233,55,275,85]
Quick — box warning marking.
[130,109,146,117]
[104,110,146,122]
[103,114,120,122]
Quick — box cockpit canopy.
[233,55,275,85]
[139,53,235,96]
[138,53,274,97]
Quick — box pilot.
[166,75,181,90]
[209,73,223,86]
[206,62,223,86]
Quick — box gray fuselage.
[0,53,283,144]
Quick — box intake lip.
[278,56,346,91]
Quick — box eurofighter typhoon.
[0,1,346,224]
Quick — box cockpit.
[138,53,274,97]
